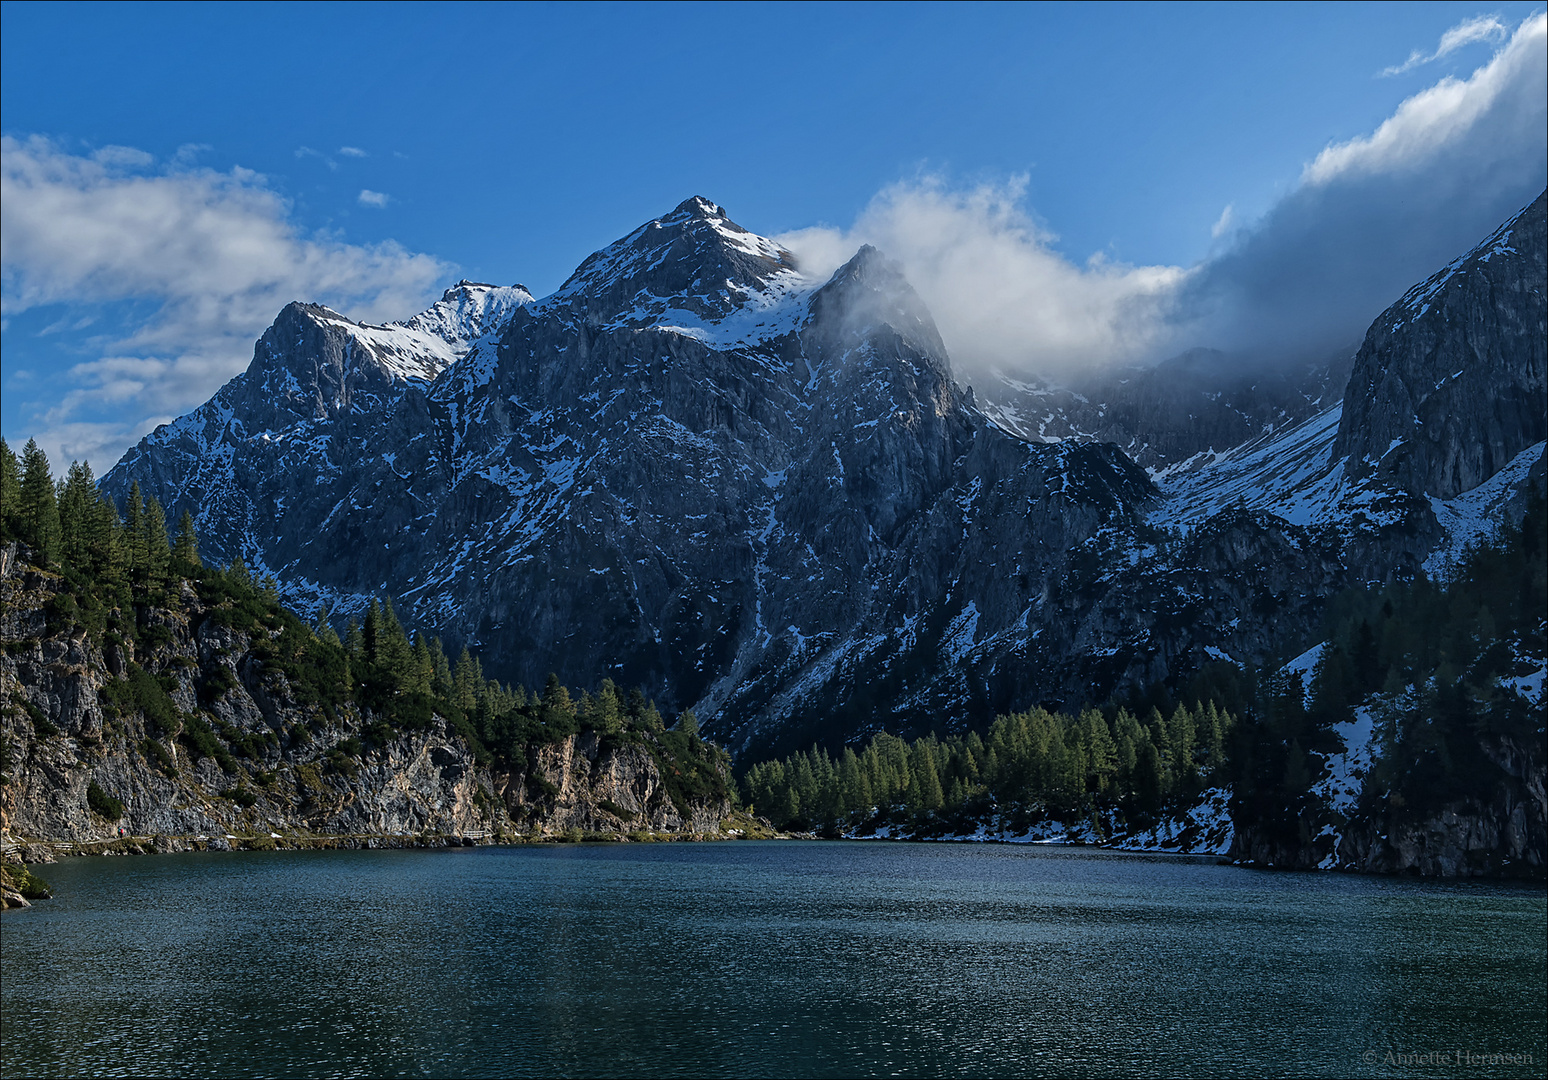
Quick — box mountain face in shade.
[103,193,1547,758]
[1333,190,1546,501]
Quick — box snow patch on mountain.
[1424,440,1546,579]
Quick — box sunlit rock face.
[105,192,1547,759]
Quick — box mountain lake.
[2,841,1543,1078]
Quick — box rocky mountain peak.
[543,197,807,332]
[395,280,534,355]
[803,244,951,377]
[1333,189,1545,499]
[99,188,1547,764]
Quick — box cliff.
[0,542,736,860]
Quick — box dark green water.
[2,842,1543,1078]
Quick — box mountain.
[102,192,1548,759]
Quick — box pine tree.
[0,438,21,543]
[593,679,624,735]
[1082,709,1118,794]
[123,482,148,579]
[18,439,61,566]
[88,487,122,584]
[1167,704,1198,796]
[372,600,413,692]
[143,496,172,587]
[910,743,944,813]
[172,510,201,569]
[635,693,664,733]
[429,638,453,699]
[314,607,343,648]
[453,648,480,714]
[344,618,365,660]
[409,635,435,696]
[540,674,577,734]
[57,461,96,572]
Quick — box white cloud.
[775,13,1545,383]
[1313,14,1544,184]
[1381,14,1508,76]
[358,189,391,208]
[1184,12,1546,359]
[338,146,368,157]
[1210,204,1236,239]
[778,177,1186,379]
[1,136,450,468]
[294,145,338,170]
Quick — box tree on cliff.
[0,438,20,543]
[16,439,61,567]
[173,510,201,570]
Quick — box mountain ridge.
[101,191,1548,759]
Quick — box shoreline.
[8,829,1541,907]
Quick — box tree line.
[740,699,1233,834]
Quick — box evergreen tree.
[911,742,945,812]
[592,679,624,735]
[172,510,201,569]
[18,439,61,566]
[344,618,365,660]
[430,638,454,700]
[362,599,381,658]
[636,694,664,733]
[57,461,97,572]
[1082,708,1118,794]
[0,438,20,543]
[88,487,123,584]
[541,674,577,734]
[453,648,481,714]
[123,482,148,578]
[143,496,172,587]
[409,635,435,695]
[314,606,343,648]
[676,709,700,738]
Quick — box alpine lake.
[2,841,1543,1078]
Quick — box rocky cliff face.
[100,192,1548,760]
[1334,191,1546,501]
[0,547,731,846]
[101,199,1160,757]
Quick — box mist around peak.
[778,13,1547,390]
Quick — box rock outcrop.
[1232,738,1546,879]
[0,546,732,847]
[1334,191,1547,500]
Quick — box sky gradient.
[3,1,1545,470]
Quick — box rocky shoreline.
[1,809,781,908]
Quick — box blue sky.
[3,2,1545,470]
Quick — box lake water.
[2,842,1543,1078]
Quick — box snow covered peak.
[542,197,812,343]
[394,280,534,355]
[804,244,949,369]
[268,281,535,386]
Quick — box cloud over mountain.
[0,136,448,466]
[780,13,1548,381]
[1183,11,1548,362]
